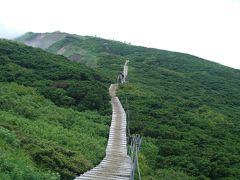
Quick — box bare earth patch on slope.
[25,32,67,49]
[69,53,82,61]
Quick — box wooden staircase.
[75,84,131,180]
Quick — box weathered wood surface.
[75,84,131,180]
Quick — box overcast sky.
[0,0,240,69]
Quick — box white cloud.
[0,0,240,69]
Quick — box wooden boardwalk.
[75,84,131,180]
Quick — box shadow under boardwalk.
[75,84,131,180]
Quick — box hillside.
[16,32,100,67]
[17,32,240,179]
[0,39,112,179]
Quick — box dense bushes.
[0,126,59,180]
[0,39,111,114]
[90,38,240,179]
[0,82,110,179]
[0,40,111,179]
[15,33,240,179]
[117,58,240,179]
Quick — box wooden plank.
[75,82,131,180]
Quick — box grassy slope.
[17,32,117,68]
[0,39,112,179]
[15,32,37,42]
[16,33,240,179]
[104,42,240,179]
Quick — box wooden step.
[75,84,131,180]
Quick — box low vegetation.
[16,32,240,179]
[0,39,111,179]
[116,46,240,179]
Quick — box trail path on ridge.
[75,61,131,180]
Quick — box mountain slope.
[16,32,240,179]
[16,32,99,67]
[16,31,68,50]
[0,39,112,179]
[1,39,111,113]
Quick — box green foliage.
[0,39,111,114]
[15,32,240,179]
[0,82,110,179]
[91,38,240,179]
[47,36,99,67]
[15,32,37,42]
[0,127,20,147]
[0,127,59,180]
[0,39,111,179]
[117,59,240,179]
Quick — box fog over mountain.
[0,0,240,69]
[0,22,22,39]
